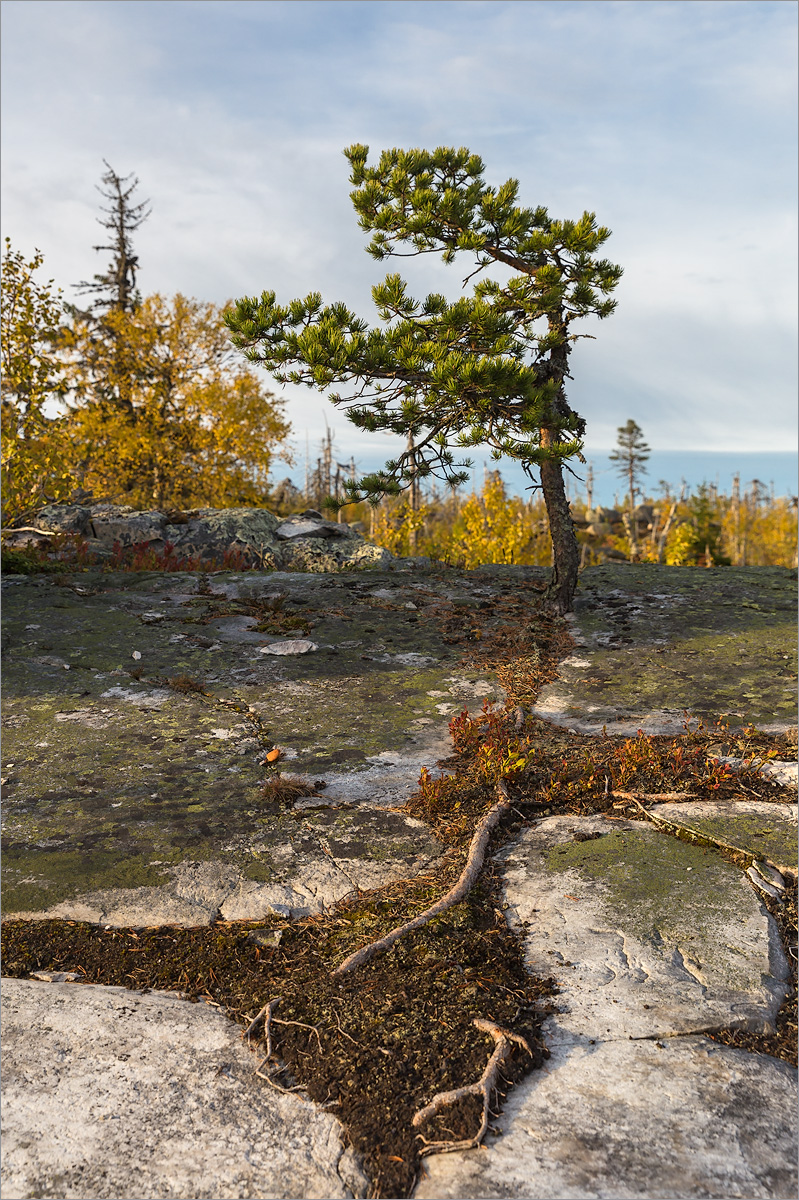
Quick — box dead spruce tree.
[226,145,622,612]
[73,160,151,316]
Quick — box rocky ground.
[1,519,796,1200]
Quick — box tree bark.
[539,427,579,614]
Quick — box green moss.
[543,828,755,985]
[1,847,175,913]
[661,810,798,872]
[564,565,798,726]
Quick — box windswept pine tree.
[226,145,622,611]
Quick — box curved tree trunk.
[539,431,579,614]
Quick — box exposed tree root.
[332,780,512,977]
[245,779,533,1167]
[611,790,694,804]
[245,996,281,1048]
[412,1017,532,1155]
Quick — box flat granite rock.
[0,977,369,1200]
[1,568,510,924]
[498,816,790,1043]
[648,800,798,878]
[414,1035,798,1200]
[532,563,797,733]
[414,814,797,1200]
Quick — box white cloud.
[1,0,795,459]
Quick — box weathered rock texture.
[0,978,368,1200]
[2,558,797,1200]
[1,566,508,924]
[415,811,797,1199]
[533,563,796,733]
[648,799,798,878]
[8,504,393,572]
[414,1034,798,1200]
[499,815,791,1043]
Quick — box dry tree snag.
[412,1018,533,1154]
[332,780,512,977]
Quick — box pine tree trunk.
[539,429,579,614]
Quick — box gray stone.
[275,519,351,540]
[0,978,368,1200]
[532,564,797,731]
[747,866,784,900]
[24,503,394,572]
[498,816,790,1043]
[414,1036,798,1200]
[414,814,797,1199]
[4,568,496,923]
[258,639,319,655]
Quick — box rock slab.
[414,1035,798,1200]
[500,815,790,1042]
[0,978,368,1200]
[414,813,797,1199]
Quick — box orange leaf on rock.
[265,748,281,762]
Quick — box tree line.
[1,163,290,525]
[350,468,797,571]
[8,149,786,604]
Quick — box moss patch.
[543,828,747,968]
[568,564,797,725]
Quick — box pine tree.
[226,145,622,611]
[609,419,650,555]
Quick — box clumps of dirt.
[1,864,555,1200]
[167,674,207,694]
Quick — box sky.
[2,0,797,483]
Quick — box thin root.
[411,1017,532,1156]
[333,781,511,976]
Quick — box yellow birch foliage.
[720,494,798,567]
[369,498,432,557]
[1,240,76,523]
[60,293,291,510]
[370,473,552,566]
[448,474,549,568]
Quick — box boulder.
[16,504,393,572]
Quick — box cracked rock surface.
[3,558,797,1200]
[500,815,791,1042]
[414,811,797,1199]
[0,978,369,1200]
[1,566,506,924]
